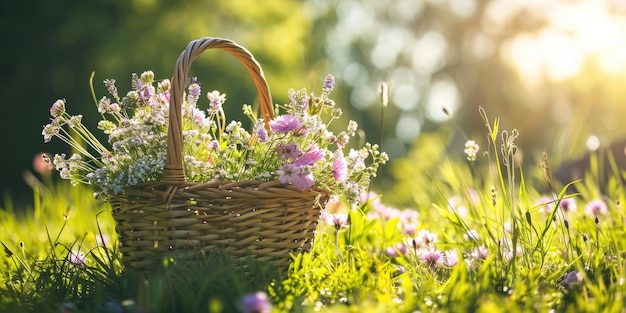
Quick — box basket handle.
[163,37,274,183]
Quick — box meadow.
[1,109,625,313]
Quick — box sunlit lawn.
[2,113,626,312]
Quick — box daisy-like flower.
[292,165,315,190]
[276,144,301,160]
[295,147,325,166]
[270,114,302,133]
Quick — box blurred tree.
[305,0,626,204]
[0,0,316,204]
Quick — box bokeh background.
[2,0,626,205]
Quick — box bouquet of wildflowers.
[42,71,388,205]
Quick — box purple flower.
[257,127,268,142]
[385,242,408,258]
[276,144,301,160]
[385,246,399,258]
[277,164,297,184]
[563,270,583,288]
[585,199,608,217]
[207,140,220,150]
[270,114,302,133]
[187,83,201,106]
[332,152,348,182]
[323,74,335,90]
[240,291,272,313]
[295,147,325,166]
[292,166,314,190]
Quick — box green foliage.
[3,110,626,312]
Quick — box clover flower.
[559,197,577,213]
[417,247,444,269]
[470,244,489,260]
[443,249,459,267]
[585,199,608,218]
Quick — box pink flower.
[332,152,348,182]
[277,164,314,190]
[413,229,438,248]
[559,197,577,213]
[443,250,459,267]
[384,243,408,257]
[270,114,302,133]
[470,245,489,260]
[295,147,325,166]
[585,199,608,217]
[292,167,314,190]
[417,247,443,268]
[537,196,554,214]
[321,211,349,229]
[276,144,301,160]
[277,164,297,184]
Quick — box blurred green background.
[2,0,626,205]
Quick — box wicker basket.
[109,37,330,272]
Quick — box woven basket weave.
[109,37,330,271]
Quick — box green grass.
[2,113,626,312]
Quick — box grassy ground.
[2,114,626,312]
